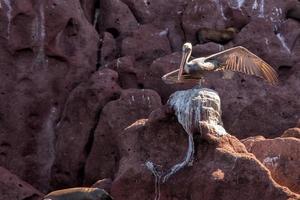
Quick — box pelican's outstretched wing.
[204,46,278,84]
[162,69,201,84]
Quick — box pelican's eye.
[183,47,191,53]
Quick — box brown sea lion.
[286,4,300,21]
[197,27,238,45]
[43,187,112,200]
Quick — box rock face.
[168,88,227,137]
[0,167,43,200]
[98,0,139,38]
[243,136,300,194]
[50,69,121,189]
[84,89,162,185]
[0,0,98,192]
[110,108,299,200]
[281,127,300,139]
[121,24,172,65]
[145,88,228,185]
[0,0,299,198]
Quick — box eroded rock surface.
[110,108,299,200]
[243,136,300,194]
[50,69,121,189]
[0,166,43,200]
[0,0,98,192]
[84,89,162,185]
[281,127,300,139]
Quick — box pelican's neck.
[178,49,192,80]
[181,50,192,69]
[185,50,192,64]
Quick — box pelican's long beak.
[178,50,189,80]
[161,50,190,84]
[161,69,180,84]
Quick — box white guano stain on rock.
[276,33,291,54]
[228,0,245,10]
[158,29,168,37]
[146,88,227,187]
[163,88,227,182]
[236,0,245,9]
[147,96,152,108]
[143,0,149,7]
[93,8,100,27]
[218,45,225,51]
[145,161,162,200]
[213,0,227,20]
[116,58,121,68]
[264,38,269,45]
[258,0,265,18]
[32,2,47,68]
[269,7,284,30]
[2,0,12,39]
[252,0,258,9]
[38,106,58,190]
[263,156,280,168]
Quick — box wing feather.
[205,46,278,84]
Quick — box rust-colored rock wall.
[0,0,299,199]
[243,136,300,194]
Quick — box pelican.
[162,43,278,85]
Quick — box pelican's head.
[182,42,192,53]
[161,42,193,84]
[178,42,193,80]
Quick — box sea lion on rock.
[286,4,300,21]
[43,187,112,200]
[197,27,238,45]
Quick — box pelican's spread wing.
[204,46,278,84]
[162,69,201,84]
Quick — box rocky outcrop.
[110,107,299,200]
[121,24,172,65]
[98,0,139,39]
[0,0,99,192]
[50,69,121,189]
[80,0,98,24]
[281,127,300,139]
[100,32,118,66]
[243,136,300,194]
[0,166,43,200]
[84,89,162,185]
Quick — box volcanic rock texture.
[0,0,299,199]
